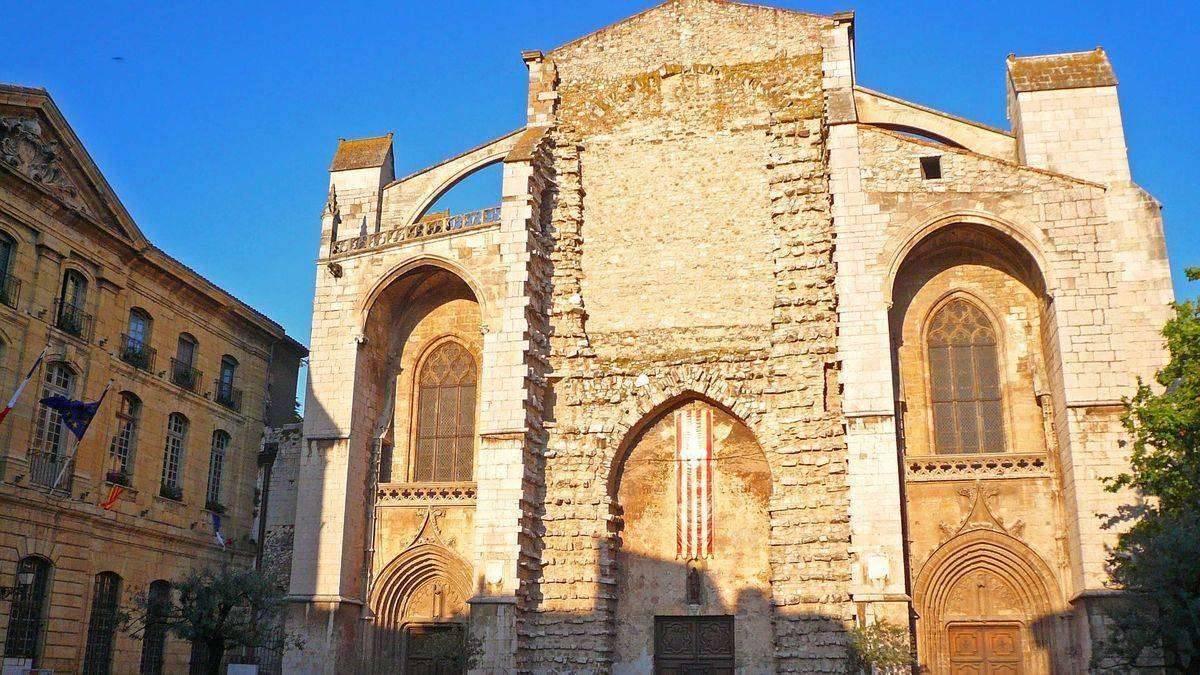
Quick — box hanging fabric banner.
[675,407,713,560]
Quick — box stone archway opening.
[913,531,1067,674]
[609,396,774,673]
[359,264,483,674]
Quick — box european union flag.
[39,395,103,440]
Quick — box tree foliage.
[1099,267,1200,672]
[846,620,912,673]
[123,564,298,675]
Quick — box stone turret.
[1006,48,1130,184]
[326,133,395,250]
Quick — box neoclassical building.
[284,1,1173,672]
[0,85,305,673]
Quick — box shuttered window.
[412,342,476,482]
[928,299,1006,454]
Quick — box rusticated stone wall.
[522,4,853,671]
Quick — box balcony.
[0,274,21,310]
[213,380,242,412]
[28,450,72,493]
[119,334,157,372]
[170,358,202,392]
[159,483,183,501]
[330,205,501,255]
[53,300,92,340]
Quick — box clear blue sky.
[3,1,1197,401]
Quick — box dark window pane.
[927,299,1006,454]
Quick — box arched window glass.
[927,299,1006,454]
[59,269,87,308]
[108,393,141,481]
[172,333,199,390]
[139,580,171,675]
[206,430,229,508]
[219,356,237,387]
[2,556,53,663]
[82,572,122,675]
[0,232,15,279]
[176,333,197,366]
[215,356,240,410]
[161,413,189,499]
[56,270,89,336]
[32,362,75,487]
[0,232,17,309]
[413,342,476,482]
[128,308,151,344]
[121,309,155,371]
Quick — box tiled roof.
[1007,48,1117,93]
[330,134,393,171]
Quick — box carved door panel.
[948,624,1022,675]
[403,624,465,675]
[654,616,734,674]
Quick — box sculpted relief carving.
[0,116,85,209]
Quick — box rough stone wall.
[613,400,774,673]
[525,4,852,671]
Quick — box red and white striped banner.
[675,407,713,560]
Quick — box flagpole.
[51,379,112,492]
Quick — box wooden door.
[948,623,1022,675]
[654,616,734,674]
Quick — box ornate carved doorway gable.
[912,488,1065,674]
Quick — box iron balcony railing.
[0,274,21,310]
[213,379,243,412]
[330,205,502,255]
[170,358,202,392]
[28,450,72,492]
[159,483,183,501]
[120,334,157,372]
[54,299,92,340]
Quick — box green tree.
[124,564,298,675]
[1098,267,1200,672]
[846,620,912,673]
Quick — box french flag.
[0,347,46,427]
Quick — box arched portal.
[889,221,1074,673]
[611,397,773,673]
[369,543,473,674]
[913,530,1067,674]
[358,263,483,673]
[360,263,483,483]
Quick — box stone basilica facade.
[282,1,1174,672]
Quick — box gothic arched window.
[927,299,1006,454]
[412,342,476,482]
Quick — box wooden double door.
[654,616,735,674]
[947,623,1022,674]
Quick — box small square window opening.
[920,155,943,180]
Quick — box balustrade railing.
[170,358,202,392]
[54,299,92,340]
[28,450,72,492]
[120,334,157,372]
[331,205,501,255]
[214,379,243,412]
